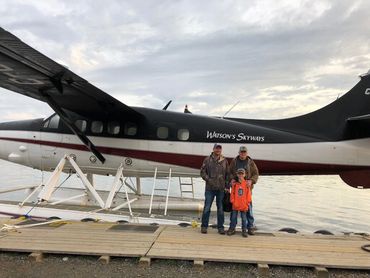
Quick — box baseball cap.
[213,143,222,149]
[237,168,246,174]
[239,146,248,152]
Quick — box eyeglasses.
[239,151,247,153]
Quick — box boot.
[201,227,207,234]
[248,228,255,235]
[227,228,235,236]
[242,230,248,237]
[218,228,225,235]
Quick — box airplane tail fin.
[228,71,370,141]
[227,72,370,189]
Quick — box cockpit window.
[47,114,60,129]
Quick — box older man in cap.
[200,143,229,234]
[229,146,259,235]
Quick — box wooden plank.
[150,241,370,260]
[148,243,370,262]
[139,257,151,267]
[150,235,369,255]
[314,267,329,278]
[29,252,43,262]
[152,237,367,253]
[98,255,110,264]
[0,246,148,257]
[148,249,370,269]
[194,260,204,268]
[0,222,158,257]
[258,264,270,278]
[147,243,370,269]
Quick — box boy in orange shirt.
[227,168,252,237]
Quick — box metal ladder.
[149,167,172,216]
[178,177,195,199]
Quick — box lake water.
[0,159,369,234]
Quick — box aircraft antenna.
[222,101,240,118]
[162,100,172,110]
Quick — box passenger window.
[75,120,87,132]
[108,121,120,135]
[157,127,169,139]
[177,129,189,141]
[48,115,60,129]
[91,121,103,133]
[124,122,137,136]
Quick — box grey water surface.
[0,159,369,234]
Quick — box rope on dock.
[0,219,64,232]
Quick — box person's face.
[237,172,245,179]
[239,150,247,159]
[213,147,222,156]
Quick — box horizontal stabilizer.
[0,27,141,120]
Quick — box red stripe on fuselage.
[0,136,369,174]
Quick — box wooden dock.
[0,218,369,272]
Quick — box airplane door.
[40,114,62,170]
[26,126,41,169]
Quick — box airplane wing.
[0,27,143,163]
[0,27,140,120]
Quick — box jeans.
[229,202,254,229]
[229,210,247,230]
[201,190,224,229]
[247,202,254,229]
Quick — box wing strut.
[40,76,106,164]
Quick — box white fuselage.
[1,130,370,178]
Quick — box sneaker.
[242,230,248,237]
[248,228,255,235]
[201,227,207,234]
[227,228,235,236]
[218,228,225,235]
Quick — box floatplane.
[0,27,369,224]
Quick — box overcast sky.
[0,0,369,122]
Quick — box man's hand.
[247,180,253,189]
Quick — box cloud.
[0,0,369,123]
[0,88,52,122]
